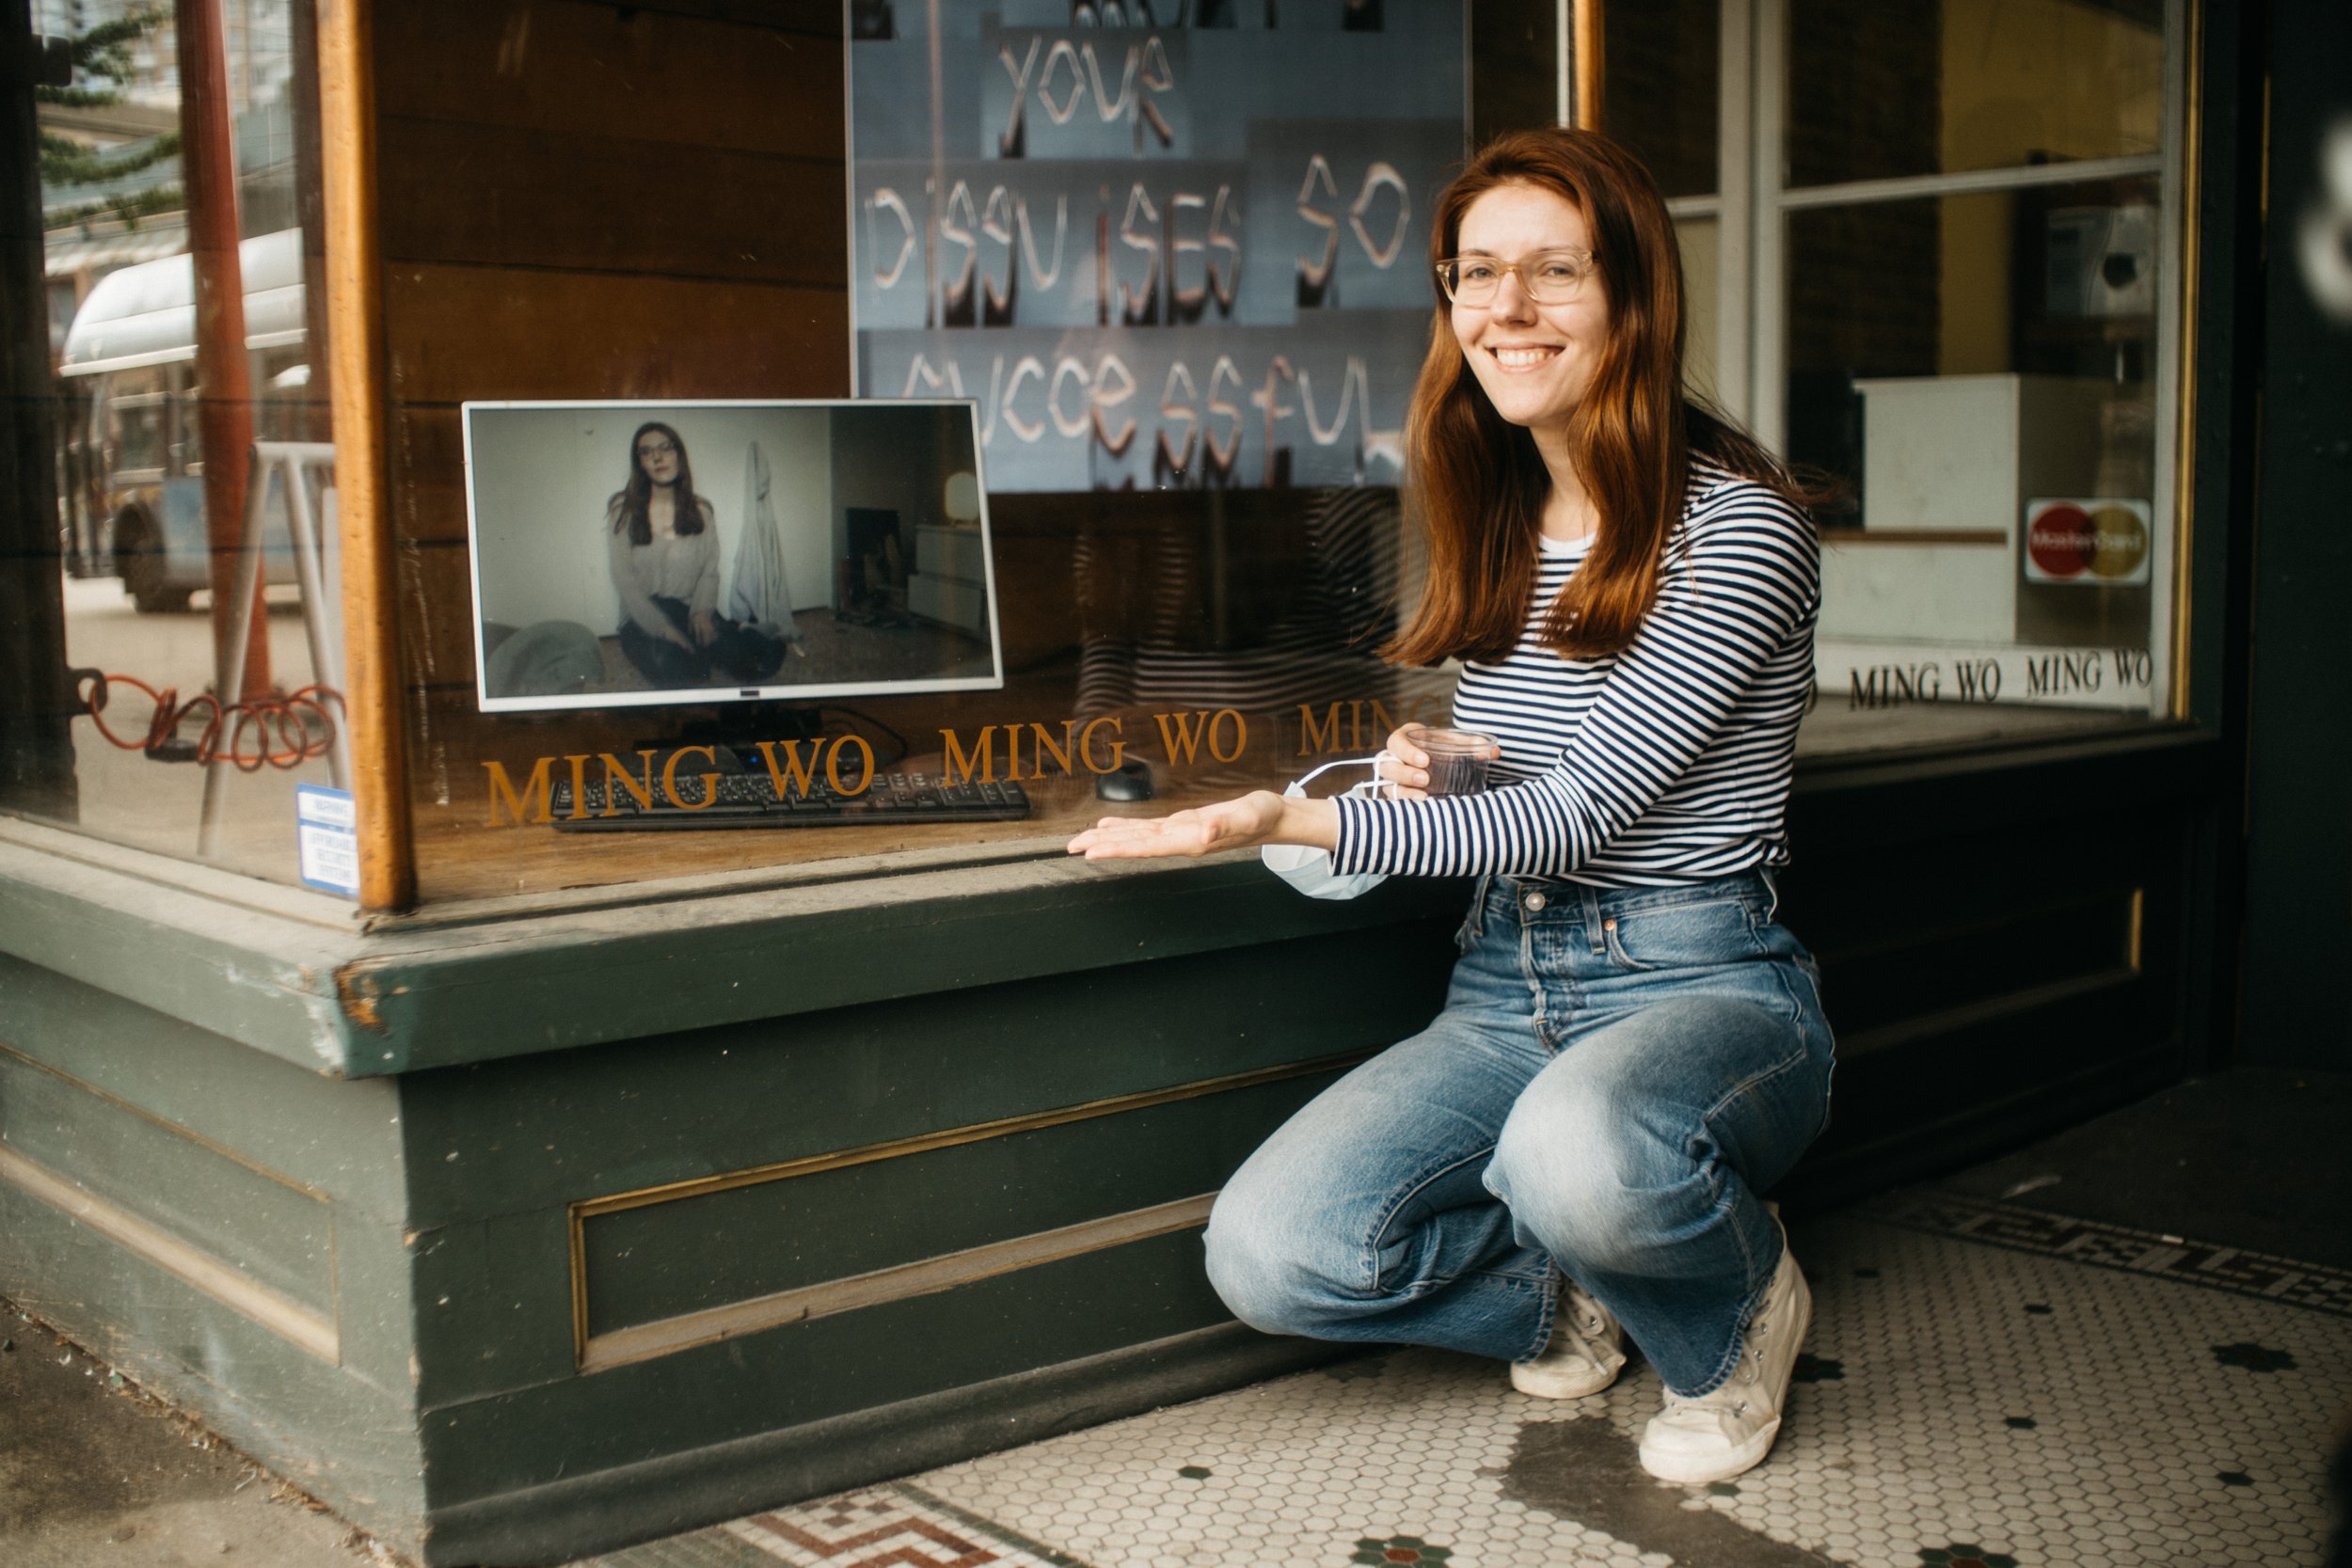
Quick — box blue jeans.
[1203,871,1834,1397]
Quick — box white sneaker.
[1637,1242,1813,1483]
[1511,1279,1627,1399]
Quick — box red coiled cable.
[79,673,343,771]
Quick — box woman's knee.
[1202,1173,1375,1339]
[1202,1191,1322,1338]
[1486,1076,1671,1268]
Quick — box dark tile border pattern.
[891,1481,1099,1568]
[1858,1194,2352,1319]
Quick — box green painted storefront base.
[0,732,2226,1563]
[0,818,1462,1564]
[425,1323,1339,1566]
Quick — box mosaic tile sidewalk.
[573,1198,2352,1568]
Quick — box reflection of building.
[33,0,182,103]
[40,0,317,591]
[39,0,300,341]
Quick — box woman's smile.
[1484,342,1566,371]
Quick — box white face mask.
[1262,753,1393,901]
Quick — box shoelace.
[1559,1287,1613,1347]
[1668,1314,1771,1419]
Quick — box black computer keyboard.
[548,770,1031,832]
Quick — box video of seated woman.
[462,401,1002,712]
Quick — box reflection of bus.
[57,228,311,612]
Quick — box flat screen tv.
[462,399,1002,715]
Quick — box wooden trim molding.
[0,1142,340,1364]
[579,1194,1216,1374]
[315,0,414,911]
[0,1044,333,1200]
[2167,0,2204,721]
[1573,0,1605,132]
[1818,528,2010,547]
[571,1051,1372,1222]
[567,1050,1370,1370]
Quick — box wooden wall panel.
[378,116,845,289]
[394,540,477,692]
[385,264,849,406]
[373,0,840,158]
[389,408,466,545]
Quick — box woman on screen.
[1068,128,1836,1486]
[608,421,787,688]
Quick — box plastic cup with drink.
[1393,724,1502,797]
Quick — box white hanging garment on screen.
[730,441,803,641]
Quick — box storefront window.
[1788,0,2164,187]
[7,1,2187,909]
[1776,0,2181,748]
[378,2,1551,905]
[1605,0,1724,396]
[4,0,350,892]
[1606,0,1721,200]
[1614,0,2185,757]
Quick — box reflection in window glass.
[1788,179,2166,730]
[6,0,346,889]
[1788,0,2164,189]
[1602,0,1720,199]
[358,0,1551,904]
[1677,216,1721,404]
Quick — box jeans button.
[1523,892,1547,912]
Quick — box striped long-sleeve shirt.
[1329,462,1820,886]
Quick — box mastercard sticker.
[2023,499,2152,585]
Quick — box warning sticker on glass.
[295,785,359,899]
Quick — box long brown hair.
[1384,128,1825,666]
[612,421,707,546]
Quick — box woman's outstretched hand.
[1067,790,1338,862]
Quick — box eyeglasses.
[637,439,678,458]
[1435,249,1599,306]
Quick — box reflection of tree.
[38,8,165,111]
[40,132,178,186]
[1073,486,1409,719]
[38,8,182,230]
[45,183,183,233]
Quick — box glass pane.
[1470,0,1563,149]
[1788,0,2164,188]
[1784,178,2171,745]
[1678,216,1721,403]
[6,1,351,890]
[1605,0,1720,198]
[369,2,1493,904]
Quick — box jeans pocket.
[1603,897,1762,972]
